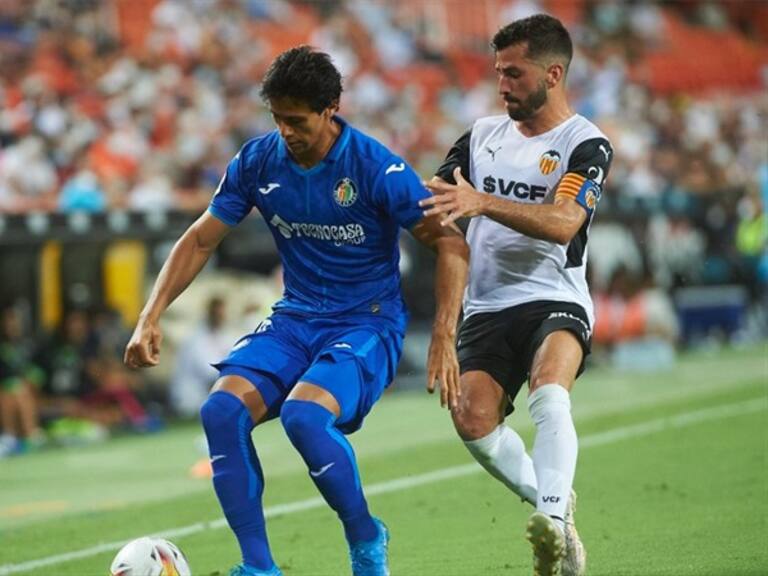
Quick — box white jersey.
[436,114,613,326]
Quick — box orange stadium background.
[0,0,766,438]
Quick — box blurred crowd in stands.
[0,301,159,457]
[1,0,765,287]
[0,272,281,458]
[0,0,766,455]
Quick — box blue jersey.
[208,117,429,330]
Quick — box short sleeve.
[435,128,473,186]
[208,149,253,227]
[558,137,614,216]
[373,157,431,230]
[566,137,613,188]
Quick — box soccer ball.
[110,537,191,576]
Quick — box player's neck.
[515,100,574,138]
[291,121,342,169]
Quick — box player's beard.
[505,80,548,121]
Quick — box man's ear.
[325,100,340,118]
[546,62,565,89]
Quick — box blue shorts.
[213,311,404,434]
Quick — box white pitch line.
[1,396,765,575]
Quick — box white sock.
[528,384,578,533]
[464,424,537,506]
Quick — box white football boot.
[562,490,587,576]
[526,512,565,576]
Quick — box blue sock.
[280,399,377,544]
[200,391,274,570]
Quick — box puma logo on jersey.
[385,162,405,175]
[599,143,611,162]
[485,145,502,161]
[483,176,547,201]
[259,183,281,195]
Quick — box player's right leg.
[452,310,539,505]
[200,314,311,576]
[200,372,284,576]
[451,370,537,505]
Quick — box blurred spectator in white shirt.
[0,136,57,211]
[169,296,233,418]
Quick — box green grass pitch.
[1,345,766,575]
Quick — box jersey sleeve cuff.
[207,205,241,227]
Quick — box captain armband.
[555,173,602,217]
[573,179,601,216]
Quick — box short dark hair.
[491,14,573,71]
[260,45,343,113]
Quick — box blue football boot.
[349,517,390,576]
[228,562,283,576]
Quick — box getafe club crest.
[333,178,358,207]
[539,150,561,175]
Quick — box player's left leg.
[280,326,399,576]
[280,377,379,547]
[281,377,390,576]
[528,330,581,530]
[526,330,584,576]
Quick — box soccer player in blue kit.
[124,46,469,576]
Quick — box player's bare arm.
[410,214,469,409]
[124,212,231,368]
[421,166,587,245]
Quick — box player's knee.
[200,391,249,436]
[452,403,499,441]
[280,400,328,444]
[530,372,571,390]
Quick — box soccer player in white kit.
[420,14,613,576]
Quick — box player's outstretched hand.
[124,319,163,368]
[420,167,487,226]
[426,331,461,409]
